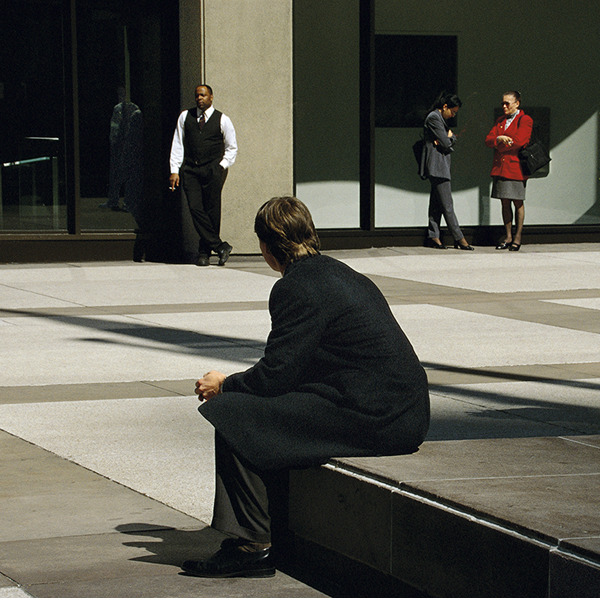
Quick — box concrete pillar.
[179,0,294,254]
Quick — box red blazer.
[485,111,533,180]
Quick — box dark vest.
[183,108,224,167]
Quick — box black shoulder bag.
[518,117,551,176]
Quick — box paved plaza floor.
[0,243,599,597]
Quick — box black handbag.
[412,137,427,179]
[519,128,551,176]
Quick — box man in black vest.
[169,85,237,266]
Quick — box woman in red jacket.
[485,91,533,251]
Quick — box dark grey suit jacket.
[419,109,456,180]
[199,254,430,471]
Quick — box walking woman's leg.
[427,178,443,243]
[436,179,466,243]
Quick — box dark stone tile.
[406,474,600,543]
[27,571,323,598]
[563,434,600,449]
[0,527,221,585]
[333,436,600,484]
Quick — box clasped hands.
[195,370,227,402]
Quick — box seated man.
[183,196,430,578]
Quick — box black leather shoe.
[454,242,474,251]
[509,242,521,251]
[217,243,233,266]
[181,546,275,578]
[196,255,210,267]
[495,241,512,250]
[426,239,446,249]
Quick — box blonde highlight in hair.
[254,196,320,266]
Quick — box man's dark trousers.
[182,161,227,257]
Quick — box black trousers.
[182,162,227,256]
[211,433,289,546]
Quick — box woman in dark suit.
[485,91,533,251]
[182,196,430,578]
[420,92,473,250]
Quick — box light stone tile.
[0,286,78,310]
[132,309,271,345]
[426,392,569,441]
[0,264,276,307]
[341,252,600,293]
[543,297,600,310]
[389,304,600,368]
[0,588,32,598]
[432,378,600,436]
[0,311,262,386]
[0,397,217,524]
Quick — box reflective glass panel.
[0,0,67,231]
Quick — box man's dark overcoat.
[199,254,430,472]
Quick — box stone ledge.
[288,436,600,597]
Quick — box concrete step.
[289,435,600,597]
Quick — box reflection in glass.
[77,5,138,231]
[100,86,143,222]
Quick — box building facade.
[1,0,598,262]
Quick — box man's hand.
[195,371,227,402]
[169,173,180,191]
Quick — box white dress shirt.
[504,109,520,130]
[169,105,238,173]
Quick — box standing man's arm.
[219,115,238,170]
[169,111,187,190]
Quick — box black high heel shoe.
[454,242,474,251]
[426,239,446,249]
[508,242,521,251]
[496,240,512,250]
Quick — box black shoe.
[454,242,474,251]
[217,243,233,266]
[181,546,275,579]
[495,240,512,250]
[426,239,446,249]
[133,239,146,263]
[196,255,210,267]
[509,242,521,251]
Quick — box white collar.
[197,105,215,119]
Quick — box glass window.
[0,0,67,231]
[374,35,458,228]
[293,0,361,229]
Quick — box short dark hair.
[430,91,462,111]
[254,196,320,266]
[504,90,521,103]
[196,84,214,95]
